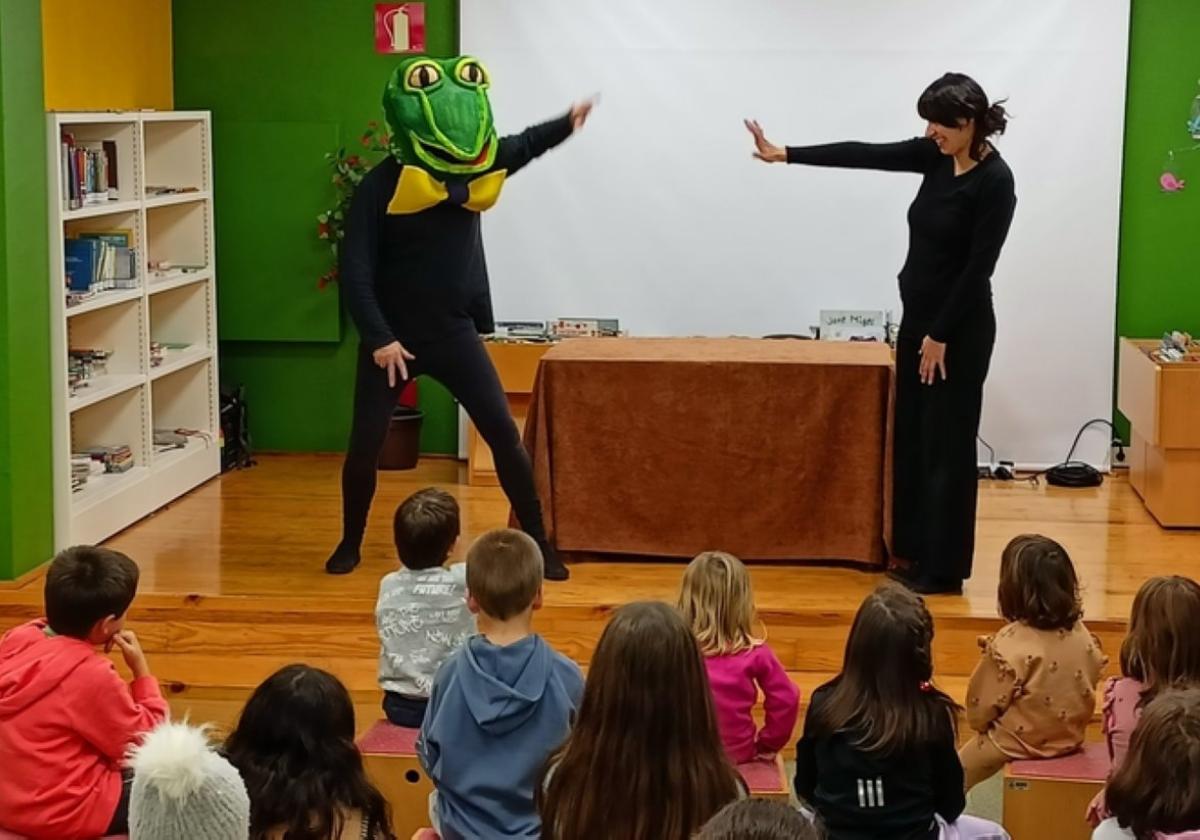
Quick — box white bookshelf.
[47,111,220,549]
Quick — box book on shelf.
[61,132,119,210]
[75,444,134,475]
[64,231,137,303]
[67,348,113,394]
[149,341,192,368]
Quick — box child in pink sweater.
[678,551,799,763]
[1087,575,1200,826]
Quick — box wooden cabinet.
[466,341,554,486]
[1117,338,1200,527]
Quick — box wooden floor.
[1,454,1197,741]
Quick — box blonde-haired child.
[678,551,799,763]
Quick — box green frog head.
[383,55,498,177]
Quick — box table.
[1118,337,1200,527]
[523,338,894,565]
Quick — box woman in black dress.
[747,73,1017,594]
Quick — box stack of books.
[77,444,134,474]
[67,348,112,394]
[61,132,119,209]
[65,232,138,304]
[149,341,191,368]
[70,456,103,492]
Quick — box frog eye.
[407,63,442,90]
[457,60,489,87]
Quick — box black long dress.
[785,138,1017,585]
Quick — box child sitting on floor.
[677,550,799,763]
[224,664,395,839]
[959,534,1107,791]
[1093,688,1200,840]
[795,583,1007,840]
[0,546,169,839]
[538,601,744,840]
[419,529,583,839]
[377,488,475,728]
[1087,575,1200,825]
[128,720,250,839]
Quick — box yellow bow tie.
[386,166,508,215]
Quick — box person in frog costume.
[327,55,594,580]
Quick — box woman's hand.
[919,336,947,385]
[569,97,598,132]
[373,341,416,387]
[744,119,786,163]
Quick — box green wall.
[0,0,54,579]
[172,0,460,454]
[1115,0,1200,436]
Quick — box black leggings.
[891,310,995,583]
[339,333,548,550]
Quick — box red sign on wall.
[375,3,426,54]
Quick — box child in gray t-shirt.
[376,488,476,727]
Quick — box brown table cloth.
[522,338,894,566]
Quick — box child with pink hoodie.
[0,546,169,839]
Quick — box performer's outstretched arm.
[745,118,939,174]
[497,99,597,176]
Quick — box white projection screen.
[461,0,1130,467]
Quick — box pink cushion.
[1008,741,1110,781]
[736,757,787,793]
[357,719,421,755]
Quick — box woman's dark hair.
[696,798,824,840]
[224,665,394,840]
[807,583,960,756]
[997,534,1082,631]
[1120,575,1200,706]
[1106,688,1200,840]
[917,72,1008,160]
[538,601,743,840]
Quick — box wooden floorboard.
[2,454,1195,743]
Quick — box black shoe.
[540,542,570,582]
[886,566,918,585]
[904,576,963,596]
[325,542,361,575]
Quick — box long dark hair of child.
[1119,575,1200,706]
[807,582,960,755]
[1105,688,1200,840]
[538,601,743,840]
[997,533,1082,630]
[223,664,395,840]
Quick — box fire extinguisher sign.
[375,3,426,54]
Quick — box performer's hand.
[919,336,947,385]
[745,119,786,163]
[569,97,598,132]
[374,341,416,387]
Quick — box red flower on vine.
[346,155,361,167]
[317,221,331,238]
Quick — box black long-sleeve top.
[786,138,1016,342]
[341,114,575,349]
[794,683,966,840]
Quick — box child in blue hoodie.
[418,528,583,839]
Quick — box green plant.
[317,121,391,288]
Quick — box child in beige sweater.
[959,534,1108,790]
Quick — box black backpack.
[220,385,255,471]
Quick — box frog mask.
[383,55,498,177]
